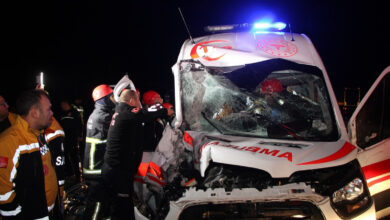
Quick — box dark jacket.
[83,103,114,179]
[142,119,165,151]
[104,103,166,173]
[60,108,83,150]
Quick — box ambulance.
[134,21,390,220]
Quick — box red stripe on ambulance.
[297,142,355,165]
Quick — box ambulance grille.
[179,201,324,220]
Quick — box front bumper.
[134,183,375,220]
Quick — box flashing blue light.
[253,21,286,31]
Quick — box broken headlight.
[329,165,372,218]
[332,178,364,203]
[289,160,372,218]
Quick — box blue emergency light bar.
[204,21,286,33]
[253,21,286,31]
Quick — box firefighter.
[0,89,58,219]
[102,89,173,220]
[142,90,166,151]
[83,84,116,220]
[0,95,18,133]
[162,102,175,125]
[1,93,67,218]
[256,78,315,138]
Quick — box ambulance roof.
[177,31,327,74]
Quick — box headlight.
[289,160,372,218]
[332,178,364,203]
[330,177,372,218]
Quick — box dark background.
[1,0,388,117]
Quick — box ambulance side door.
[349,66,390,219]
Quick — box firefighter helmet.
[260,78,283,94]
[162,102,173,110]
[92,84,113,102]
[142,90,161,106]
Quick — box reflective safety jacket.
[83,103,114,179]
[45,117,66,186]
[0,117,58,219]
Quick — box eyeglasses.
[0,102,8,108]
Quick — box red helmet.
[162,102,173,110]
[142,90,160,105]
[261,78,283,94]
[92,84,113,102]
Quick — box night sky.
[1,0,388,117]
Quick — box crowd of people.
[0,83,175,219]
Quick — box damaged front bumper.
[135,182,375,220]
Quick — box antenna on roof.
[178,7,195,44]
[289,23,295,41]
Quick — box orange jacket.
[0,117,58,218]
[7,112,18,126]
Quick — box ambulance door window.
[355,73,390,148]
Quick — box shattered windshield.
[180,59,339,141]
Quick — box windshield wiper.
[201,111,224,134]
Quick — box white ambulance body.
[134,24,390,220]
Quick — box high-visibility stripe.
[48,203,55,212]
[92,202,101,220]
[11,143,40,184]
[89,143,96,170]
[83,168,101,175]
[86,137,106,170]
[0,205,21,216]
[45,130,65,141]
[0,190,14,202]
[35,216,49,220]
[86,137,107,144]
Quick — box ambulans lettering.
[201,141,293,162]
[190,40,232,61]
[259,148,280,156]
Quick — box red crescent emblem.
[190,40,232,61]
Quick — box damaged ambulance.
[134,22,390,219]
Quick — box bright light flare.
[253,21,286,31]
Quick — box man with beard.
[0,89,59,219]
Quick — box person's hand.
[35,83,44,90]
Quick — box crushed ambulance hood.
[186,131,357,178]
